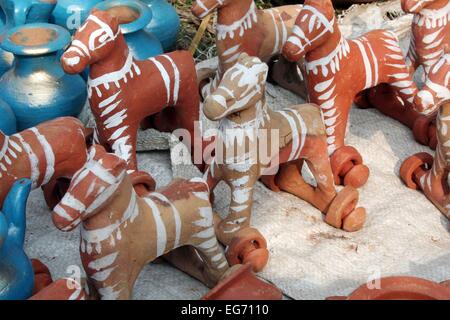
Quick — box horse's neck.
[220,98,269,130]
[423,0,450,12]
[417,0,450,18]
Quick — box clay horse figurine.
[401,53,450,218]
[203,53,366,272]
[282,0,420,188]
[51,145,232,300]
[0,117,88,209]
[191,0,306,99]
[61,9,201,194]
[0,179,34,300]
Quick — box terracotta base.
[202,264,282,300]
[31,259,53,295]
[331,276,450,300]
[330,146,370,188]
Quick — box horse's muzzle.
[52,203,83,232]
[61,50,89,75]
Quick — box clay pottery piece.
[282,0,420,188]
[141,0,180,51]
[29,278,89,300]
[51,0,103,34]
[0,0,55,26]
[0,3,13,77]
[344,276,450,300]
[95,0,163,60]
[31,259,53,294]
[0,117,89,209]
[61,9,200,184]
[202,264,283,300]
[0,23,86,130]
[0,179,34,300]
[203,54,366,271]
[191,0,306,99]
[0,98,16,135]
[52,145,231,300]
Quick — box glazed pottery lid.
[94,0,152,34]
[0,23,71,56]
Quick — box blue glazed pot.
[0,0,55,26]
[0,23,87,130]
[95,0,163,60]
[51,0,103,34]
[141,0,180,51]
[0,98,16,135]
[0,179,34,300]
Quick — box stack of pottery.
[95,0,163,59]
[0,23,86,130]
[51,0,103,34]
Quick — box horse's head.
[415,54,450,114]
[61,9,120,74]
[203,53,268,121]
[52,145,127,232]
[401,0,436,13]
[191,0,233,19]
[283,0,335,62]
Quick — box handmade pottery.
[0,98,16,135]
[203,54,366,272]
[202,264,282,300]
[51,0,103,34]
[0,23,86,131]
[0,3,13,77]
[282,0,420,188]
[29,278,89,300]
[191,0,306,99]
[400,53,450,218]
[327,276,450,300]
[94,0,163,60]
[31,259,53,294]
[0,0,55,26]
[0,179,34,300]
[141,0,180,51]
[0,117,88,209]
[51,145,231,300]
[61,9,201,194]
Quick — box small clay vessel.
[328,276,450,300]
[31,259,53,294]
[191,0,306,99]
[203,54,366,272]
[0,179,34,300]
[0,117,89,209]
[52,145,231,300]
[0,23,87,130]
[51,0,103,34]
[141,0,180,51]
[94,0,163,59]
[282,0,420,188]
[61,9,201,194]
[400,54,450,218]
[202,264,282,300]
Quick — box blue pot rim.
[0,23,70,56]
[94,0,152,34]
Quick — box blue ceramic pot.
[0,0,55,26]
[51,0,103,34]
[0,179,34,300]
[0,98,16,135]
[0,3,13,77]
[141,0,180,51]
[95,0,163,60]
[0,23,86,130]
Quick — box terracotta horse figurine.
[401,53,450,218]
[191,0,306,99]
[282,0,421,188]
[51,145,232,300]
[402,0,449,77]
[61,9,201,193]
[0,117,88,209]
[203,54,366,272]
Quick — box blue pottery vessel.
[95,0,163,60]
[0,98,16,135]
[0,179,34,300]
[0,23,86,130]
[141,0,180,51]
[0,0,55,26]
[51,0,103,34]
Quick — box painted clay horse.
[203,54,366,272]
[0,117,88,209]
[192,0,306,99]
[282,0,420,188]
[51,145,230,300]
[401,53,450,218]
[61,9,201,192]
[402,0,449,77]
